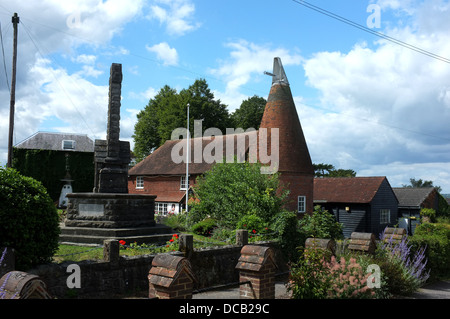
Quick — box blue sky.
[0,0,449,193]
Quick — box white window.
[180,176,188,190]
[155,203,168,215]
[62,140,75,150]
[136,176,144,189]
[298,196,306,213]
[380,209,391,224]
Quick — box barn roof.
[392,187,436,208]
[313,177,388,204]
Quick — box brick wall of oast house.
[259,82,314,215]
[279,173,314,214]
[128,175,197,198]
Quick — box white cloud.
[73,54,97,65]
[300,0,450,192]
[210,40,303,111]
[359,161,450,193]
[0,0,146,165]
[149,0,200,36]
[146,42,179,66]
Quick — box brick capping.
[348,232,377,254]
[305,238,336,256]
[148,253,197,299]
[383,227,407,244]
[0,271,52,299]
[236,245,277,299]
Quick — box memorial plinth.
[65,193,156,228]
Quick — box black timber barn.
[313,177,399,238]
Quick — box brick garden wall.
[24,239,286,299]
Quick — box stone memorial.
[60,63,173,245]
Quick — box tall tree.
[132,79,231,162]
[403,178,442,192]
[231,95,267,130]
[132,85,177,162]
[313,163,356,178]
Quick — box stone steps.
[59,224,176,246]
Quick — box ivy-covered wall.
[12,148,95,202]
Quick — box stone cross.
[106,63,122,162]
[93,63,130,194]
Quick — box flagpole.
[185,103,189,213]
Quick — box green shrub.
[409,223,450,279]
[189,160,288,229]
[288,247,331,299]
[0,167,60,269]
[191,218,217,237]
[377,229,431,296]
[162,211,188,231]
[299,205,344,240]
[236,214,269,235]
[420,208,437,223]
[272,210,303,261]
[288,248,376,299]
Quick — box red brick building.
[128,57,314,215]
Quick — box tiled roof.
[259,58,313,175]
[313,177,387,203]
[392,187,436,208]
[129,131,257,176]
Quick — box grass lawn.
[53,232,236,263]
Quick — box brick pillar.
[148,253,196,299]
[235,245,277,299]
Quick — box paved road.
[193,281,291,299]
[193,280,450,299]
[408,280,450,299]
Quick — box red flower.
[119,240,126,245]
[252,229,257,234]
[169,239,174,242]
[173,234,179,238]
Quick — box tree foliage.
[299,205,344,240]
[313,163,356,178]
[231,95,266,130]
[133,79,231,162]
[403,178,442,193]
[189,160,289,229]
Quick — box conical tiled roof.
[259,57,313,175]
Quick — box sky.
[0,0,449,193]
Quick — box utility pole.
[7,13,19,168]
[185,103,189,213]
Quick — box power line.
[3,6,449,145]
[20,20,96,138]
[291,0,450,64]
[0,20,10,92]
